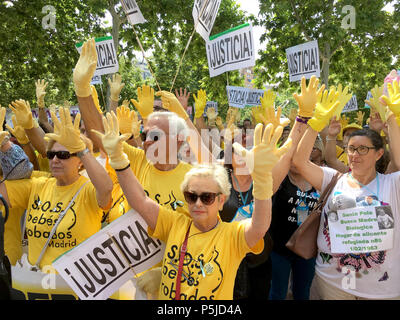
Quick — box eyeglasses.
[183,191,221,206]
[345,145,376,155]
[140,130,164,142]
[47,150,77,160]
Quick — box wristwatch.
[76,148,90,158]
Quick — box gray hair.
[148,111,189,141]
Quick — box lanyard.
[232,173,253,206]
[175,222,192,300]
[348,173,380,199]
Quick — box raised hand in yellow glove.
[332,84,352,119]
[356,111,365,126]
[90,85,103,114]
[193,89,207,119]
[131,85,154,119]
[293,76,325,118]
[259,105,290,130]
[251,107,263,124]
[206,107,218,126]
[155,90,189,120]
[108,74,125,102]
[44,107,86,153]
[116,106,141,139]
[288,108,298,127]
[260,89,277,110]
[381,80,400,118]
[6,115,29,145]
[9,100,34,130]
[308,88,340,133]
[136,267,162,297]
[35,79,49,108]
[365,85,386,122]
[92,112,131,170]
[73,38,98,98]
[233,123,292,200]
[226,107,240,124]
[215,116,224,130]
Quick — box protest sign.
[91,75,102,85]
[206,23,255,78]
[328,205,394,254]
[342,95,358,113]
[203,101,218,116]
[53,209,165,300]
[121,0,146,25]
[76,36,119,77]
[226,86,264,109]
[193,0,221,41]
[286,40,320,82]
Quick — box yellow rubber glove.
[108,74,125,102]
[90,85,103,115]
[332,84,352,119]
[356,111,365,126]
[206,107,218,126]
[6,115,29,145]
[251,106,264,124]
[293,76,325,118]
[116,106,141,138]
[381,80,400,117]
[365,85,386,122]
[259,105,290,130]
[260,89,277,110]
[155,91,189,120]
[131,85,154,119]
[288,108,298,127]
[193,89,207,119]
[73,38,98,98]
[44,107,86,153]
[136,267,162,297]
[9,100,34,130]
[215,116,224,131]
[226,107,240,124]
[308,88,341,133]
[35,79,48,109]
[92,112,131,170]
[233,123,292,200]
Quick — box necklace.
[232,172,253,207]
[348,172,380,199]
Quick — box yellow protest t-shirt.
[4,175,103,270]
[336,145,348,165]
[123,143,192,216]
[149,206,264,300]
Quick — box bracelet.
[115,163,131,172]
[296,116,310,124]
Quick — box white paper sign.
[193,0,221,41]
[226,86,264,109]
[286,40,320,82]
[76,36,119,77]
[364,91,373,109]
[328,205,394,254]
[206,23,255,78]
[121,0,146,25]
[342,95,358,113]
[53,209,165,300]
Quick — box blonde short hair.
[180,164,231,202]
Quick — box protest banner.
[206,23,255,78]
[53,209,165,300]
[342,95,358,113]
[193,0,221,41]
[120,0,146,25]
[203,101,218,116]
[328,205,394,254]
[91,75,102,85]
[286,40,320,82]
[76,36,119,77]
[226,86,264,109]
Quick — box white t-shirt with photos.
[316,167,400,299]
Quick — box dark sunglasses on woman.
[184,191,221,206]
[47,150,77,160]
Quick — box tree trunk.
[321,42,331,88]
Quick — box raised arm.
[324,116,349,173]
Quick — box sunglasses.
[140,130,164,142]
[47,150,77,160]
[184,191,221,206]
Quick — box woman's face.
[186,176,225,228]
[347,136,383,173]
[49,142,82,179]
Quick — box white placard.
[328,205,394,254]
[286,40,320,82]
[193,0,221,41]
[206,23,255,78]
[342,95,358,113]
[53,209,165,300]
[76,36,119,77]
[226,86,264,109]
[121,0,146,25]
[364,91,373,109]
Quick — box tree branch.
[289,0,313,42]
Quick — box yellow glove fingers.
[300,76,307,93]
[316,84,326,99]
[102,114,110,135]
[309,76,319,91]
[0,107,6,127]
[44,133,60,142]
[50,110,61,133]
[74,113,81,132]
[111,111,120,134]
[253,123,264,146]
[5,124,14,136]
[232,142,248,158]
[105,112,115,134]
[268,124,282,147]
[91,129,105,140]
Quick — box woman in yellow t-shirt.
[95,112,292,300]
[1,108,113,300]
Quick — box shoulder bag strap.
[175,222,192,300]
[316,172,343,211]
